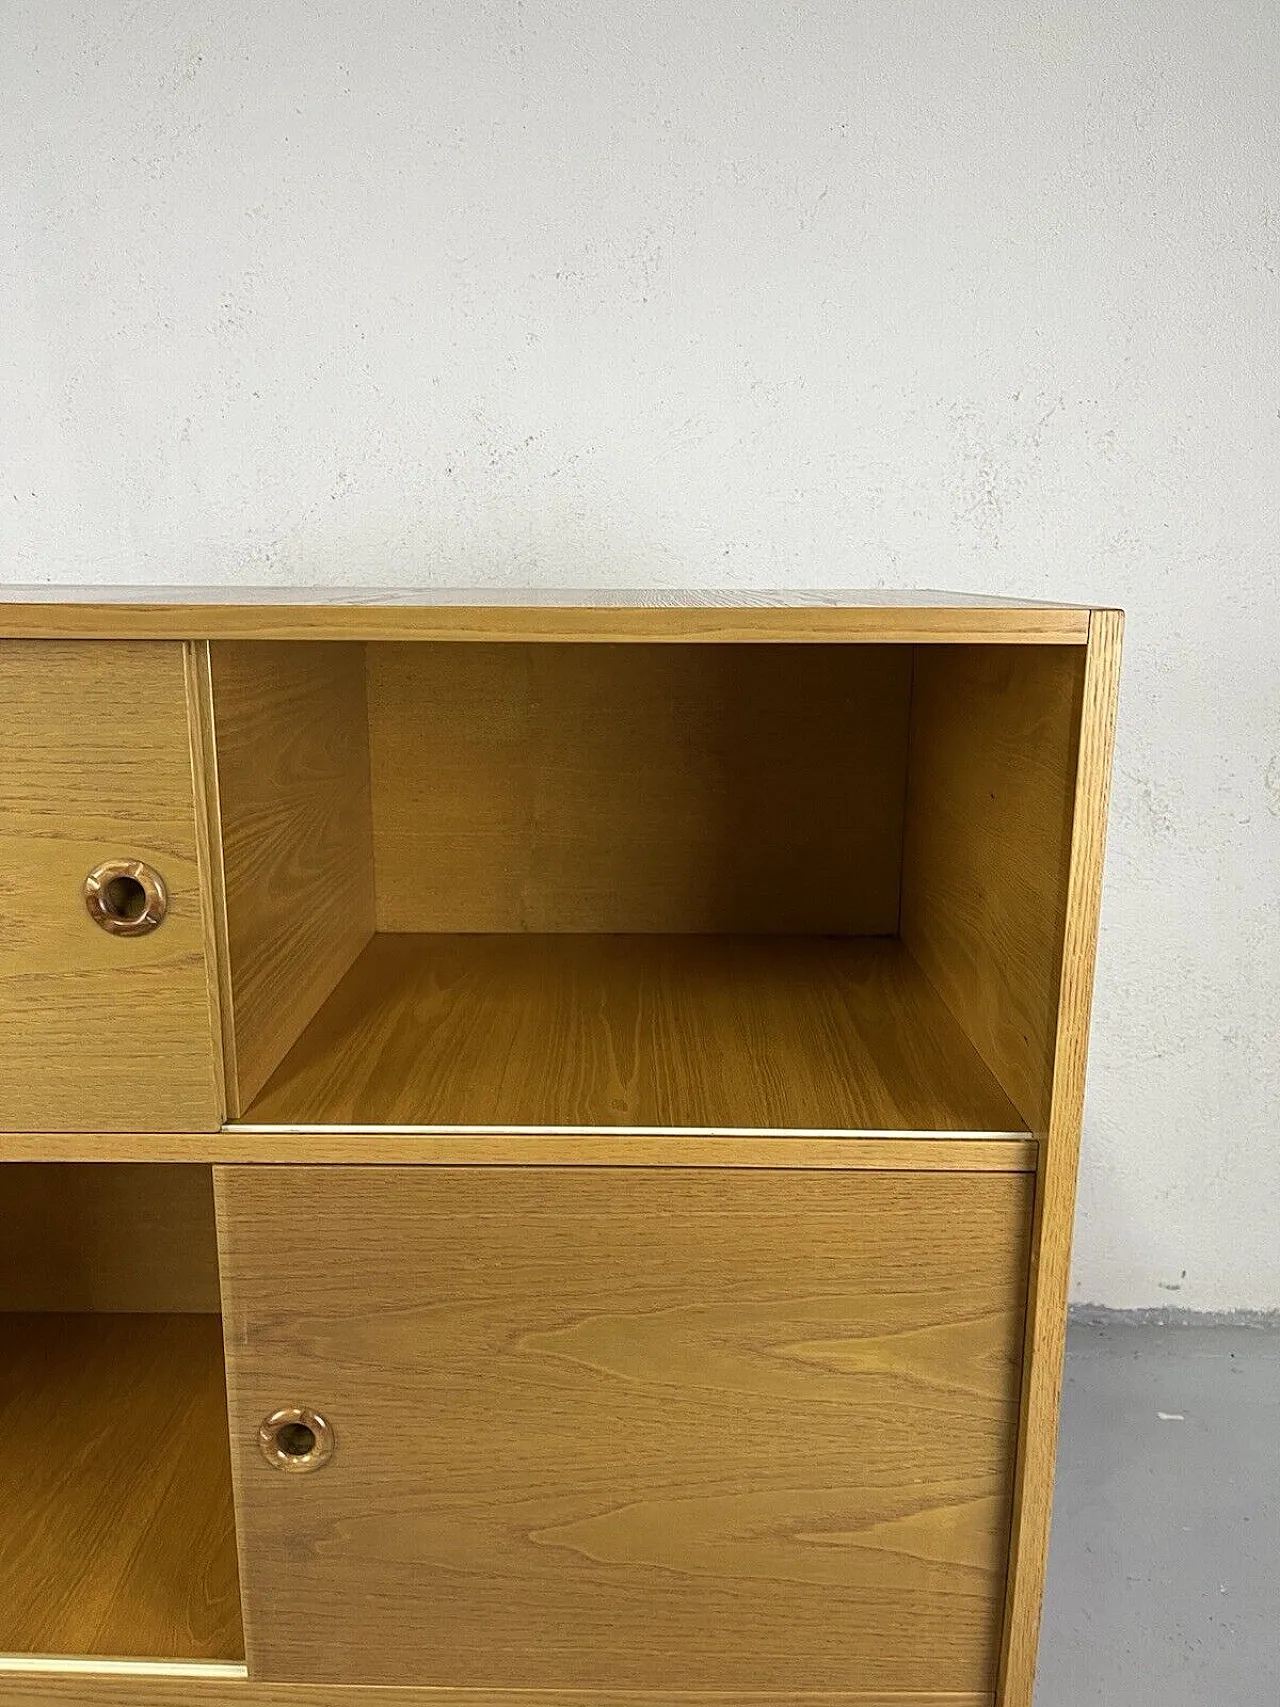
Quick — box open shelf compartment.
[207,639,1085,1136]
[244,934,1023,1132]
[0,1166,242,1665]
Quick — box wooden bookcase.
[0,589,1121,1707]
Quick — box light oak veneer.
[0,642,221,1131]
[996,611,1124,1707]
[243,933,1026,1133]
[0,592,1121,1707]
[216,1164,1031,1694]
[367,642,912,935]
[0,585,1089,644]
[0,1165,220,1313]
[0,1684,991,1707]
[204,643,376,1113]
[0,1314,242,1662]
[902,644,1085,1132]
[0,1131,1037,1167]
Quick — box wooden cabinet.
[0,590,1122,1707]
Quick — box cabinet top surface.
[0,584,1087,608]
[0,586,1103,641]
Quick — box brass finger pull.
[259,1407,335,1474]
[83,859,168,936]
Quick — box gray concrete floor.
[1036,1323,1279,1705]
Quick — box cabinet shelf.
[0,1313,242,1664]
[240,932,1026,1134]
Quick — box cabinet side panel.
[368,643,912,933]
[0,640,221,1131]
[900,646,1086,1131]
[209,642,375,1110]
[998,611,1123,1707]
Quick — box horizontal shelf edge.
[230,1122,1031,1138]
[0,1672,989,1706]
[0,1132,1038,1170]
[0,604,1090,644]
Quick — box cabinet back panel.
[0,1164,220,1313]
[901,646,1085,1132]
[367,644,912,932]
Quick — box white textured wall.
[3,2,1277,1308]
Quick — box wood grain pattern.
[0,586,1089,645]
[216,1165,1031,1692]
[0,1165,220,1312]
[243,934,1026,1132]
[368,643,911,933]
[997,610,1124,1707]
[0,1679,991,1707]
[0,1314,242,1661]
[208,643,376,1113]
[0,1132,1037,1167]
[0,641,221,1132]
[900,646,1086,1132]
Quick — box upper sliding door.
[0,640,221,1130]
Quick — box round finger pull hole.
[84,859,168,936]
[277,1421,316,1456]
[259,1406,335,1474]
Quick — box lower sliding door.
[216,1160,1032,1698]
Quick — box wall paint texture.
[2,2,1277,1307]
